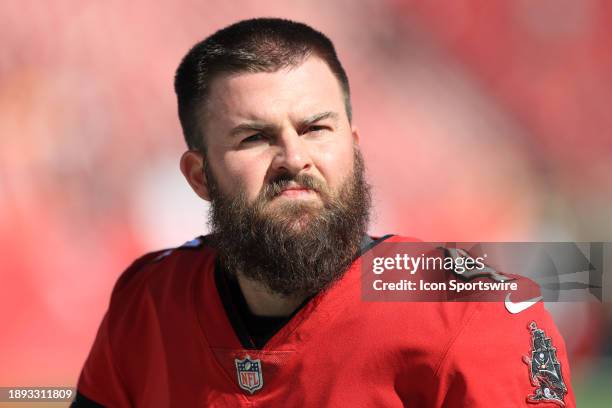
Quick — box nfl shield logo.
[235,355,263,394]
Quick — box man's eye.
[305,125,328,134]
[242,133,265,143]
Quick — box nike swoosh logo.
[504,293,543,314]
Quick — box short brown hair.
[174,18,352,151]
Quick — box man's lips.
[269,181,320,198]
[278,187,315,198]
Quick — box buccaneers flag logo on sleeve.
[523,321,567,406]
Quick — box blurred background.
[1,0,611,406]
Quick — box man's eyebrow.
[228,111,339,137]
[300,111,339,127]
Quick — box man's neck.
[236,273,306,317]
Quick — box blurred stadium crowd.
[1,0,611,405]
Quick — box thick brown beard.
[206,148,371,298]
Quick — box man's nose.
[272,130,312,175]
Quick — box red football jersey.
[75,235,575,407]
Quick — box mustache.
[259,173,328,201]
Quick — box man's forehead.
[201,57,346,130]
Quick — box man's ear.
[351,125,361,145]
[180,150,211,201]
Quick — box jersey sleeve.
[434,300,576,408]
[73,251,163,407]
[74,311,132,407]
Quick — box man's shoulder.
[110,235,216,299]
[371,234,421,243]
[358,236,548,332]
[99,236,218,342]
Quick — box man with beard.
[73,18,575,407]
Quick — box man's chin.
[261,203,325,232]
[263,198,323,216]
[283,215,318,233]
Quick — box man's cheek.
[225,174,257,201]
